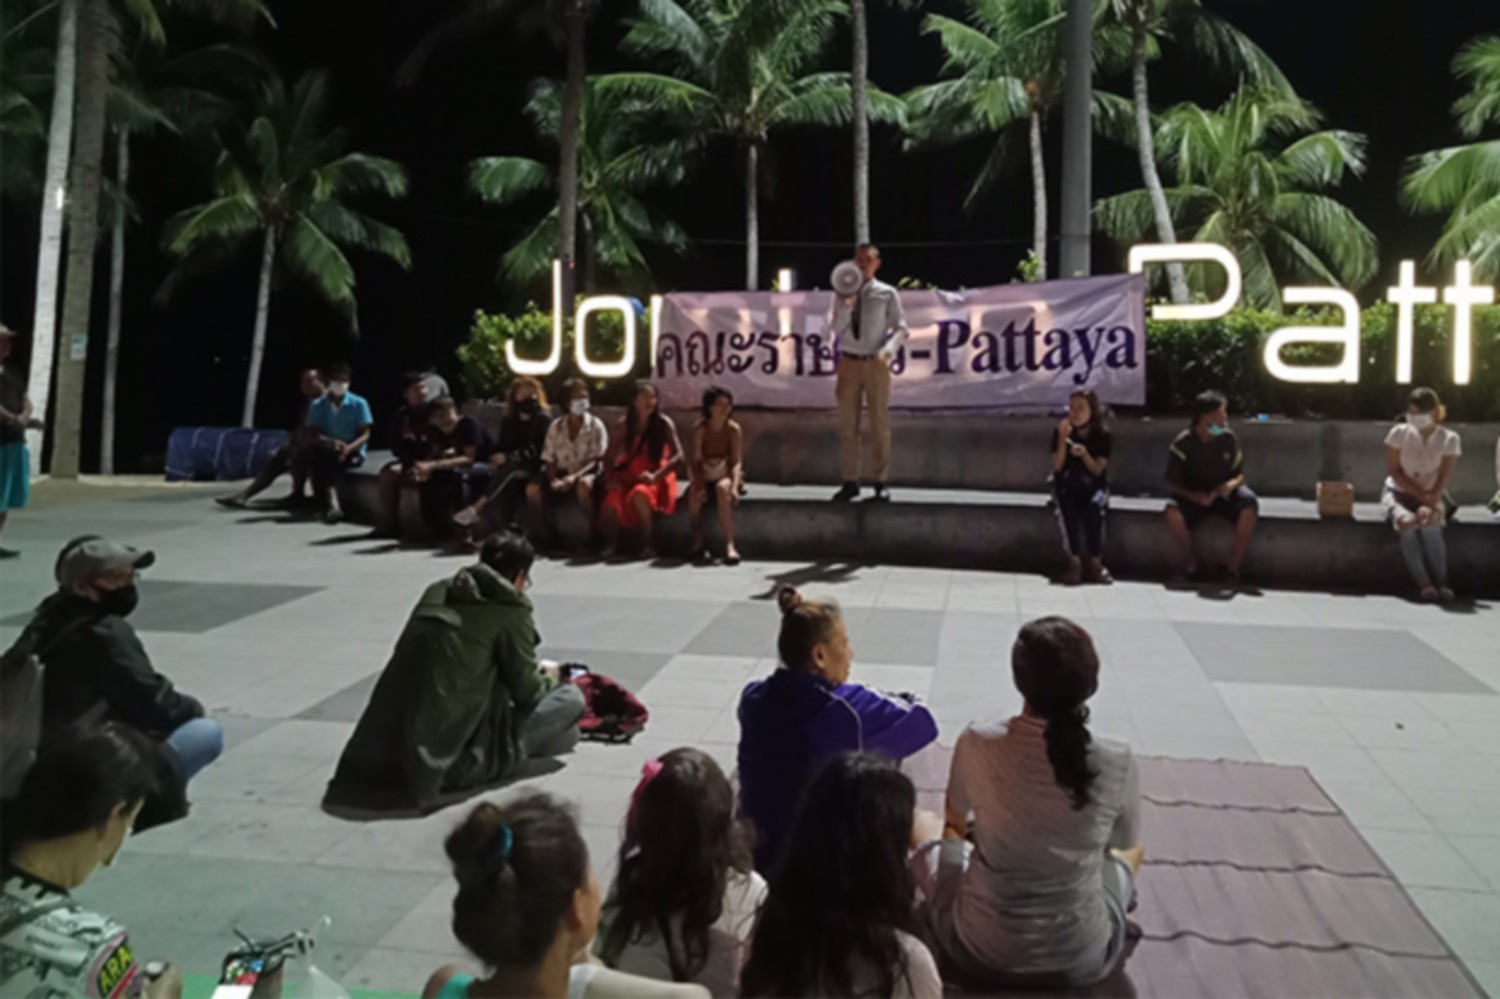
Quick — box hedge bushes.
[461,301,1500,420]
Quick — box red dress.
[601,435,679,528]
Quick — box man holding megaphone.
[829,243,908,502]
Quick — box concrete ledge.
[338,453,1500,597]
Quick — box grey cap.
[57,538,155,589]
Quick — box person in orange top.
[600,381,685,559]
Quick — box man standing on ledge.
[830,243,908,503]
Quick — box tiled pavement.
[2,482,1499,996]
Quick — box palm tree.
[906,0,1132,280]
[600,0,903,289]
[403,0,596,271]
[471,78,688,292]
[850,0,919,244]
[98,40,263,472]
[163,72,412,428]
[1403,36,1500,280]
[1107,0,1293,305]
[1095,88,1377,311]
[0,0,53,197]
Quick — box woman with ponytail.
[737,586,938,873]
[422,794,707,999]
[920,617,1143,988]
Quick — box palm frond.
[469,156,553,204]
[1402,141,1500,214]
[1269,192,1378,290]
[282,214,358,319]
[922,13,1001,74]
[305,201,412,269]
[312,153,409,201]
[1179,9,1295,96]
[502,210,563,284]
[163,193,261,255]
[1275,130,1367,189]
[1453,35,1500,138]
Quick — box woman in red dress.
[601,381,685,558]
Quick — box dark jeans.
[294,442,364,512]
[417,468,480,537]
[478,466,540,531]
[1055,485,1107,558]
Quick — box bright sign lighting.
[1127,243,1241,321]
[574,296,637,379]
[506,259,565,375]
[1262,287,1360,384]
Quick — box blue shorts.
[0,442,30,513]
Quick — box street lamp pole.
[1059,0,1093,278]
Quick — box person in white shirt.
[528,378,609,547]
[917,617,1143,991]
[829,244,909,504]
[740,753,943,999]
[1384,387,1462,602]
[595,749,765,997]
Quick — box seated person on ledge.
[217,367,325,510]
[688,386,746,566]
[2,726,185,999]
[1384,387,1461,603]
[324,533,586,816]
[372,371,437,538]
[296,362,373,525]
[425,795,709,999]
[521,377,609,550]
[454,376,553,540]
[12,537,224,830]
[917,617,1143,991]
[417,397,495,545]
[737,586,937,874]
[1163,389,1258,584]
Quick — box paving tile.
[1370,749,1500,794]
[0,579,325,632]
[193,753,331,803]
[294,675,379,723]
[1448,835,1500,893]
[845,607,943,666]
[635,674,743,711]
[186,803,360,863]
[1361,829,1486,890]
[1406,786,1500,836]
[1337,713,1467,752]
[1247,741,1391,787]
[1235,711,1357,747]
[681,601,782,657]
[233,720,356,760]
[851,664,936,700]
[1318,781,1433,834]
[1408,888,1500,964]
[1463,960,1500,999]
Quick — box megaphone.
[831,260,864,297]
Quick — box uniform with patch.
[0,865,144,998]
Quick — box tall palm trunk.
[24,0,77,465]
[49,0,108,479]
[1029,111,1048,281]
[744,142,759,291]
[555,0,586,266]
[1129,21,1189,304]
[242,224,278,428]
[850,0,871,245]
[101,127,128,475]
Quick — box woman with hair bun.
[423,793,707,999]
[736,585,938,873]
[921,617,1142,989]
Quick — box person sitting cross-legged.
[916,617,1144,991]
[595,748,766,997]
[1,725,186,999]
[323,532,586,817]
[1163,389,1259,584]
[423,794,710,999]
[13,538,224,830]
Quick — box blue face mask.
[1207,424,1228,437]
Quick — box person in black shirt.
[216,368,326,510]
[1164,390,1260,584]
[454,376,553,540]
[415,396,494,544]
[1050,390,1113,585]
[372,372,438,538]
[0,325,39,559]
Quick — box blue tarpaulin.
[165,428,288,482]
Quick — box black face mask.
[517,397,541,417]
[96,584,140,618]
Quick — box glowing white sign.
[1132,244,1496,385]
[505,259,566,376]
[574,296,637,379]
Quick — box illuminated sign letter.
[574,296,638,379]
[1443,261,1495,386]
[507,259,566,375]
[1388,261,1438,384]
[1263,288,1361,384]
[1127,243,1242,321]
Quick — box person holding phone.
[1051,391,1113,585]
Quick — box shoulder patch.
[89,935,140,999]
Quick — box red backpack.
[561,665,649,743]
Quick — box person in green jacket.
[323,533,586,816]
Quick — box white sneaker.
[453,507,480,528]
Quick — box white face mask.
[1408,412,1433,430]
[570,398,590,416]
[328,381,349,398]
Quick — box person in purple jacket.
[737,585,939,873]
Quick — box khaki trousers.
[836,355,892,483]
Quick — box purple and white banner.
[653,273,1147,410]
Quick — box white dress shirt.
[830,278,910,358]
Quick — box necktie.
[851,289,863,341]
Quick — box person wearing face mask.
[17,539,223,823]
[1163,389,1260,585]
[1,725,184,999]
[736,586,938,873]
[1050,390,1113,586]
[408,397,494,545]
[1384,388,1462,602]
[513,378,609,550]
[455,376,554,541]
[300,362,375,525]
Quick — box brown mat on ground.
[905,748,1485,998]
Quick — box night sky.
[0,0,1496,470]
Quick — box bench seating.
[337,452,1500,597]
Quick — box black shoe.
[322,508,344,526]
[215,495,247,510]
[832,482,860,503]
[0,547,18,560]
[868,485,891,503]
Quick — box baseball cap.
[56,538,156,589]
[0,324,16,338]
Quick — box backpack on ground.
[561,665,649,743]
